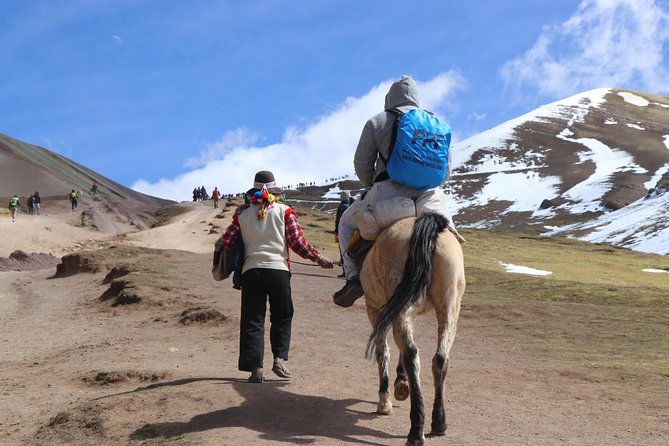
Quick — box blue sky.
[2,0,668,200]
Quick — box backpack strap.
[374,108,403,184]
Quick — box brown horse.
[361,212,465,446]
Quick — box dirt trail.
[122,201,226,253]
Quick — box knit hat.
[247,170,283,195]
[340,191,350,201]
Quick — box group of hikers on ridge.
[192,186,209,202]
[192,186,224,208]
[216,75,464,383]
[6,186,96,220]
[7,192,41,221]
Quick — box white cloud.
[183,128,261,168]
[133,71,465,201]
[501,0,669,99]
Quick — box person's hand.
[316,255,334,269]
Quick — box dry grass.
[459,227,669,380]
[291,203,340,257]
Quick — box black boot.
[333,276,364,307]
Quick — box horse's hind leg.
[367,306,392,415]
[393,316,425,446]
[430,308,458,436]
[374,336,392,414]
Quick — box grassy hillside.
[461,228,669,305]
[459,228,668,380]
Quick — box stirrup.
[346,231,375,272]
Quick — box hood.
[384,75,420,111]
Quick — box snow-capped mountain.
[446,88,669,255]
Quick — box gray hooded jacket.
[353,75,451,188]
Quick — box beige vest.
[238,202,290,273]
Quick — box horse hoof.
[376,400,392,415]
[431,419,447,436]
[394,379,409,401]
[405,434,425,446]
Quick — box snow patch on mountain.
[499,261,552,276]
[453,88,610,169]
[452,170,560,216]
[618,92,649,107]
[546,190,669,255]
[556,130,645,214]
[645,163,669,190]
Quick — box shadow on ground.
[127,378,400,445]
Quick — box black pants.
[238,268,293,372]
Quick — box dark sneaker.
[272,358,291,378]
[248,366,264,383]
[333,276,364,307]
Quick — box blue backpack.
[379,108,451,190]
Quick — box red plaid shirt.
[222,206,319,263]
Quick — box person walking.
[8,195,20,221]
[334,191,351,278]
[68,190,78,211]
[219,170,334,383]
[32,191,41,215]
[212,187,220,208]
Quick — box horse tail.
[365,212,449,358]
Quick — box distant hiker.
[68,190,78,211]
[32,191,41,215]
[200,186,208,201]
[27,195,34,215]
[212,187,221,208]
[333,75,463,307]
[90,181,98,195]
[192,187,199,202]
[8,195,20,221]
[334,191,352,278]
[218,170,334,383]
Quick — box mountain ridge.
[0,133,172,208]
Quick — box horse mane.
[365,212,449,358]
